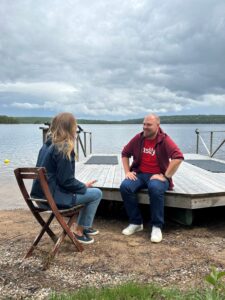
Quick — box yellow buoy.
[4,159,10,164]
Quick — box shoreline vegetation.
[1,114,225,124]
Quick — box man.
[120,114,184,243]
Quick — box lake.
[0,123,225,179]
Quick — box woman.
[31,112,102,244]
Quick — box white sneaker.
[122,224,143,236]
[150,226,162,243]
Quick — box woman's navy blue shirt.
[31,139,87,208]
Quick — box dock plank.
[75,153,225,209]
[103,165,116,188]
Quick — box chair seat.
[32,200,84,215]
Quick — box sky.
[0,0,225,120]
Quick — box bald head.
[144,114,160,125]
[143,114,160,139]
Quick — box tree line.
[1,115,225,124]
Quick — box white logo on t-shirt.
[143,147,155,156]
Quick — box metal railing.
[75,126,92,160]
[195,129,225,157]
[40,123,92,161]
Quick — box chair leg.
[57,214,84,252]
[42,215,84,269]
[24,213,55,258]
[50,215,83,259]
[31,210,58,243]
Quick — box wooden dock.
[76,153,225,211]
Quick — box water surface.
[0,123,225,179]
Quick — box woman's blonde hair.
[50,112,77,159]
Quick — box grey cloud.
[0,0,225,118]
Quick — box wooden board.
[76,153,225,209]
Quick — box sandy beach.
[1,176,225,299]
[0,175,27,210]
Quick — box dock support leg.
[166,208,194,226]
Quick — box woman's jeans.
[120,173,169,228]
[75,188,102,228]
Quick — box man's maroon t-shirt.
[139,138,161,174]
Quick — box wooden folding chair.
[14,167,84,262]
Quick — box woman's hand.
[85,180,97,188]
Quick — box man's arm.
[164,159,182,178]
[122,156,137,181]
[151,134,184,182]
[151,159,182,181]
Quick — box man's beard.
[143,129,157,138]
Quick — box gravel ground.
[1,209,225,299]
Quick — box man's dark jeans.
[120,173,169,228]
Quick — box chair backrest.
[14,167,59,213]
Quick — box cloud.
[0,82,77,97]
[200,94,225,107]
[11,102,41,109]
[0,0,225,118]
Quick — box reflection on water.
[0,123,225,179]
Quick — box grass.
[50,282,225,300]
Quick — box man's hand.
[125,171,137,180]
[85,180,97,187]
[150,174,167,182]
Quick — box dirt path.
[1,209,225,299]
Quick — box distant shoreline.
[1,115,225,124]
